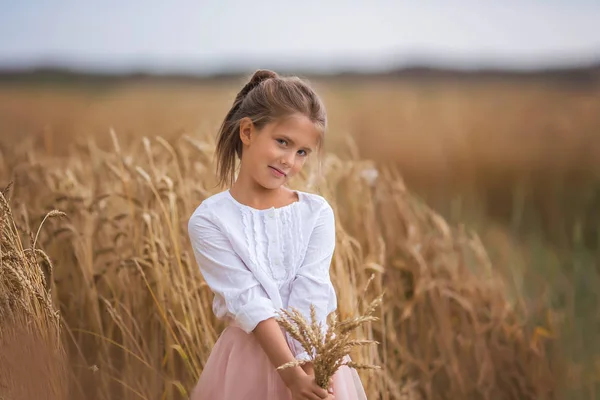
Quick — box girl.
[187,69,367,400]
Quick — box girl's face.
[239,114,321,190]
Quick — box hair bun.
[239,69,278,98]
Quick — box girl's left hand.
[301,363,334,397]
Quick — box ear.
[239,117,254,146]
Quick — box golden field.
[1,72,599,399]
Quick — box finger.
[306,391,323,400]
[312,386,330,399]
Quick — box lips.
[268,166,287,177]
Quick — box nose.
[282,150,295,167]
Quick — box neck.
[229,171,285,210]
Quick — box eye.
[297,149,307,157]
[276,138,287,146]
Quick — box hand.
[326,381,335,399]
[287,370,331,400]
[301,362,315,376]
[326,387,335,399]
[301,363,334,398]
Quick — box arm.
[253,318,306,386]
[286,201,337,362]
[188,210,277,333]
[254,319,331,398]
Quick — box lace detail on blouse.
[238,204,301,285]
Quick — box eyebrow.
[280,135,314,153]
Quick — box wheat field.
[1,74,599,399]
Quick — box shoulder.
[298,191,333,215]
[188,190,234,233]
[297,191,335,228]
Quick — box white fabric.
[187,189,337,361]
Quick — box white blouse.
[187,189,337,361]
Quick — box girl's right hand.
[288,371,334,400]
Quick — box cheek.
[262,142,281,159]
[252,142,277,162]
[292,157,307,172]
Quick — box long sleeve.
[188,209,278,333]
[286,200,337,361]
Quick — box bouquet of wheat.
[276,290,383,390]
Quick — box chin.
[260,181,284,190]
[256,176,286,190]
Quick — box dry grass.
[0,131,554,400]
[0,76,598,399]
[2,78,599,250]
[0,189,68,400]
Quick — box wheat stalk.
[276,293,383,389]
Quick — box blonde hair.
[214,69,327,188]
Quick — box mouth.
[268,166,287,177]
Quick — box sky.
[1,0,600,74]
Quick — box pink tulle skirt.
[190,324,367,400]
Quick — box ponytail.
[214,70,278,188]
